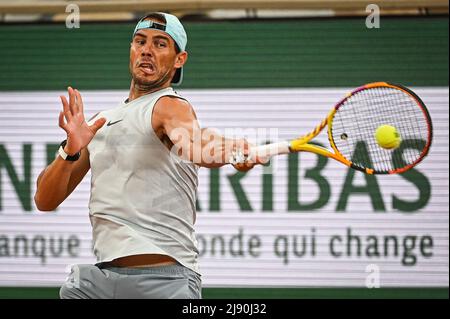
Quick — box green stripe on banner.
[0,287,447,299]
[0,17,448,90]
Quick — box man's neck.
[128,82,171,102]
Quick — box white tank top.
[87,87,200,274]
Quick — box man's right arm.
[34,87,106,212]
[34,147,90,211]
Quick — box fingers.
[58,111,67,132]
[230,143,270,170]
[234,138,254,157]
[237,139,270,165]
[74,89,84,115]
[241,139,251,154]
[67,86,78,115]
[89,117,107,134]
[254,155,270,165]
[61,87,85,122]
[233,162,255,172]
[60,95,72,121]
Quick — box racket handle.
[248,141,291,162]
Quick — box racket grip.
[248,141,291,162]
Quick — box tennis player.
[34,12,261,299]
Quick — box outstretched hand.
[59,87,106,155]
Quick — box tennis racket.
[246,82,433,175]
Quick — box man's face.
[129,21,184,89]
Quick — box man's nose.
[141,43,154,56]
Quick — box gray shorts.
[60,263,202,299]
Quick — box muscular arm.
[34,148,90,211]
[152,96,259,169]
[34,87,106,211]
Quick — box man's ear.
[175,51,188,69]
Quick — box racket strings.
[332,86,430,173]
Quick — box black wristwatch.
[58,140,81,161]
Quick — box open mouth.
[138,62,156,75]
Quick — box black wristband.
[59,140,81,161]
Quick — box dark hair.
[141,13,165,24]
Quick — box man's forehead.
[134,28,172,42]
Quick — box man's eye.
[157,42,167,48]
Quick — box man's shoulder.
[156,95,193,114]
[158,94,190,104]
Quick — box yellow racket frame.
[286,82,409,175]
[251,82,431,175]
[287,108,371,172]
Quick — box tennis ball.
[375,125,402,149]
